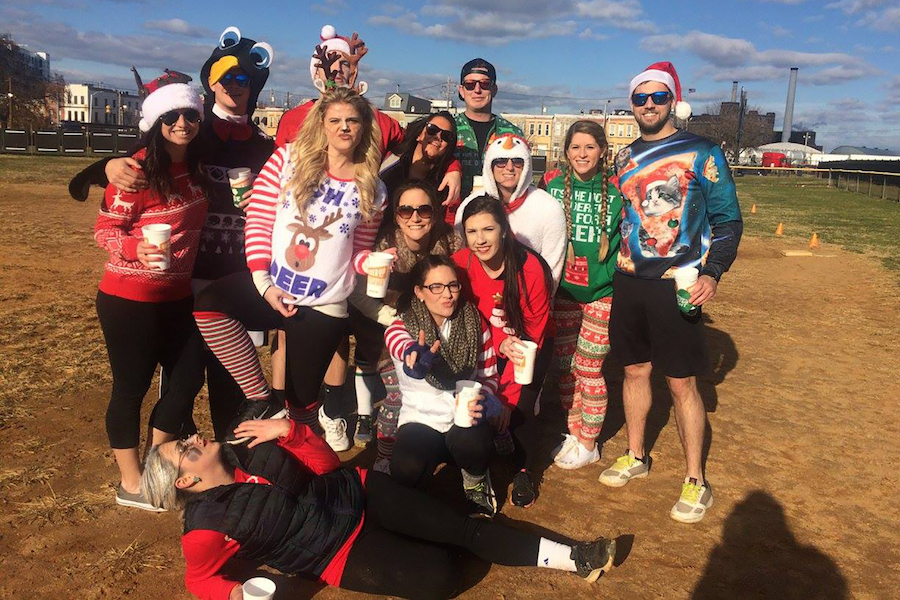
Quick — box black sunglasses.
[160,109,202,126]
[492,157,525,169]
[424,281,462,295]
[396,204,435,220]
[221,72,250,88]
[461,79,493,91]
[631,91,672,107]
[424,122,453,143]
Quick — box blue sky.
[3,0,899,151]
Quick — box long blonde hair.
[286,87,382,221]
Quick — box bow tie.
[213,118,252,142]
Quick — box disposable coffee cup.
[141,223,172,270]
[512,340,539,385]
[227,167,253,207]
[365,252,395,298]
[242,577,276,600]
[471,175,484,193]
[673,267,699,315]
[454,380,482,428]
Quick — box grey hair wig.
[141,445,184,512]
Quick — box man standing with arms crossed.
[599,62,742,524]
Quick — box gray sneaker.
[571,537,617,582]
[464,471,497,519]
[116,484,165,512]
[670,478,713,524]
[598,450,650,488]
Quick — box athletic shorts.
[609,271,707,378]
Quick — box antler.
[313,44,340,84]
[317,207,343,231]
[341,32,368,88]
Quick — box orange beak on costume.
[208,55,240,86]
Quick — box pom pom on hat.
[629,61,691,120]
[139,81,203,132]
[320,25,337,40]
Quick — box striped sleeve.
[351,186,386,275]
[245,147,285,274]
[385,319,415,361]
[94,186,142,261]
[476,318,499,394]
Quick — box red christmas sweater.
[182,421,368,599]
[452,248,553,407]
[94,149,208,302]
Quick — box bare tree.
[1,34,65,129]
[689,100,775,162]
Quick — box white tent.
[744,142,821,165]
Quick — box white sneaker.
[555,442,600,470]
[372,457,391,475]
[551,434,579,463]
[318,405,350,452]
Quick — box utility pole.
[446,75,451,113]
[734,88,748,164]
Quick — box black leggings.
[341,471,541,599]
[96,291,204,449]
[501,338,555,472]
[391,422,494,489]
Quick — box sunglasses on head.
[492,157,525,169]
[160,109,202,126]
[221,72,250,88]
[461,79,493,91]
[424,122,453,143]
[396,204,435,220]
[631,91,672,107]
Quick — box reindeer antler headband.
[310,25,368,95]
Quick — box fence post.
[883,179,887,200]
[828,170,832,187]
[856,175,860,192]
[868,175,872,196]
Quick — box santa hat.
[309,25,351,84]
[139,79,204,132]
[629,61,691,120]
[482,134,533,202]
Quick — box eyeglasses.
[176,436,202,475]
[424,122,453,143]
[221,72,250,88]
[160,109,202,126]
[396,204,435,220]
[631,91,672,107]
[491,157,525,169]
[461,79,493,91]
[423,281,462,295]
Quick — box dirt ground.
[0,177,898,599]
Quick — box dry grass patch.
[88,534,168,580]
[16,485,110,524]
[0,465,59,488]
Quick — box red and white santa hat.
[309,25,352,84]
[139,80,203,132]
[629,61,691,120]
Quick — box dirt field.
[1,159,898,599]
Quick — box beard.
[636,105,672,136]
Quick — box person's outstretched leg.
[374,362,401,472]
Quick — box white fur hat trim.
[139,83,203,132]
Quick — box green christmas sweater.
[542,167,623,302]
[454,113,523,199]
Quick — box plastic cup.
[242,577,276,600]
[141,223,172,270]
[227,167,253,207]
[454,380,482,428]
[673,267,699,315]
[365,252,395,298]
[512,340,539,385]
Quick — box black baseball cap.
[460,58,496,83]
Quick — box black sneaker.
[511,470,537,508]
[570,537,617,582]
[464,471,497,519]
[225,396,288,444]
[354,414,374,448]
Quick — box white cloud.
[759,22,791,36]
[578,28,609,41]
[311,0,348,15]
[644,31,756,67]
[825,0,890,14]
[143,18,213,38]
[855,5,900,30]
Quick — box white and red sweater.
[385,316,498,433]
[246,147,384,315]
[94,150,208,302]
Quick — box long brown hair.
[561,120,609,242]
[141,119,207,200]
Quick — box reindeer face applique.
[285,208,343,272]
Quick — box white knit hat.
[139,83,204,132]
[309,25,352,84]
[482,134,533,202]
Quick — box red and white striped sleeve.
[245,147,285,274]
[351,185,386,275]
[385,318,415,361]
[476,318,499,395]
[94,186,143,261]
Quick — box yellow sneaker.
[670,478,713,524]
[598,450,649,488]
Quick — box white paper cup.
[471,175,484,192]
[454,380,482,428]
[512,340,539,385]
[242,577,276,600]
[141,223,172,270]
[365,252,395,298]
[673,267,699,315]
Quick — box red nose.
[294,245,310,260]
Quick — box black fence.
[1,126,140,155]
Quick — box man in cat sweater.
[600,62,742,524]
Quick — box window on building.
[529,123,535,135]
[104,99,108,107]
[113,100,117,108]
[618,125,624,137]
[81,96,85,104]
[81,111,85,121]
[608,123,615,136]
[389,95,401,109]
[67,110,71,120]
[626,124,633,137]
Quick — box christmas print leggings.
[553,296,612,442]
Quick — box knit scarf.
[401,298,481,391]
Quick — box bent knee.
[624,361,652,380]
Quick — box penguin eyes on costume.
[219,26,242,49]
[249,42,274,69]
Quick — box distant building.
[689,102,776,153]
[429,99,457,114]
[382,93,432,127]
[829,145,898,157]
[773,130,821,151]
[62,83,141,126]
[500,112,609,162]
[252,106,287,138]
[605,110,640,158]
[13,44,51,80]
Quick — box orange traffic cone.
[750,203,757,214]
[809,232,819,249]
[775,222,784,236]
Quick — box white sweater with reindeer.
[246,146,385,313]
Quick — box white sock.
[354,369,377,416]
[537,538,577,572]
